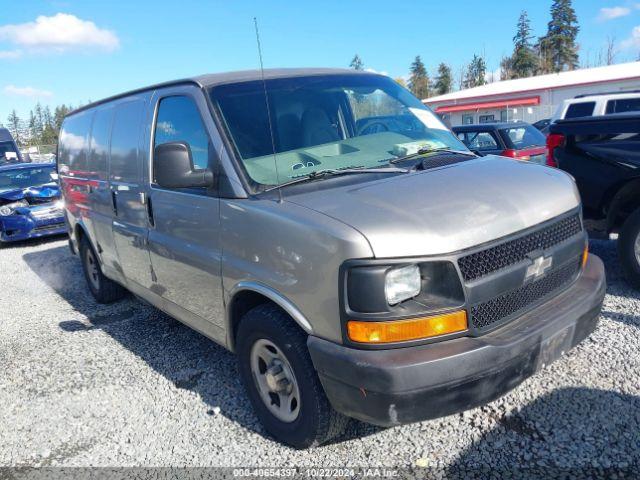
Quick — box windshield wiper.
[389,147,477,164]
[264,165,408,192]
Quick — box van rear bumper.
[307,255,606,427]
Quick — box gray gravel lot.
[0,236,638,475]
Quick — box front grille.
[34,223,64,232]
[31,206,62,221]
[470,258,581,330]
[458,214,582,282]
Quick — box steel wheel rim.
[635,232,640,266]
[250,338,301,423]
[85,248,100,291]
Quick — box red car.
[453,122,548,165]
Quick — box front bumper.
[308,255,606,427]
[0,212,66,242]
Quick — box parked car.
[59,69,605,448]
[0,128,24,165]
[552,91,640,122]
[452,122,548,164]
[0,162,66,243]
[549,113,640,287]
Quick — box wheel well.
[74,224,86,245]
[227,290,306,351]
[229,290,273,347]
[607,179,640,232]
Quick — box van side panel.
[59,109,95,250]
[86,105,121,277]
[109,95,153,290]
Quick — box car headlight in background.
[54,199,65,210]
[0,200,29,216]
[385,264,421,305]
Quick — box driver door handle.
[111,190,118,216]
[147,196,155,227]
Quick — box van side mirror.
[153,142,213,189]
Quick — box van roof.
[67,68,371,116]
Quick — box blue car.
[0,163,66,243]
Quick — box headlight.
[346,260,465,316]
[54,199,65,210]
[0,200,29,216]
[385,264,421,305]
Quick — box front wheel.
[236,304,348,448]
[79,236,126,303]
[618,208,640,290]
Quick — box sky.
[1,0,640,125]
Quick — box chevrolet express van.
[59,69,606,448]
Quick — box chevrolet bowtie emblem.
[525,255,553,280]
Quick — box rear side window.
[154,96,211,170]
[458,131,499,151]
[565,102,595,119]
[605,98,640,114]
[499,125,546,149]
[58,110,93,175]
[88,107,113,180]
[110,100,144,182]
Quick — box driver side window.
[154,96,211,170]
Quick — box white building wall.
[430,77,640,126]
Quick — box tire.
[236,304,348,448]
[618,208,640,290]
[79,236,126,303]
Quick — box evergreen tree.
[53,105,71,133]
[409,56,430,99]
[509,11,538,78]
[433,63,453,95]
[538,0,579,73]
[28,111,37,143]
[500,56,514,80]
[349,54,364,70]
[6,110,23,146]
[34,102,44,139]
[464,54,487,88]
[41,106,57,145]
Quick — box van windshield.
[210,74,467,188]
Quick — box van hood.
[285,156,580,258]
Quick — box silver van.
[58,69,606,448]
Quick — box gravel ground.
[0,236,638,476]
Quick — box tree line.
[351,0,584,99]
[3,103,74,147]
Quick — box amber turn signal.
[582,244,589,269]
[347,310,468,344]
